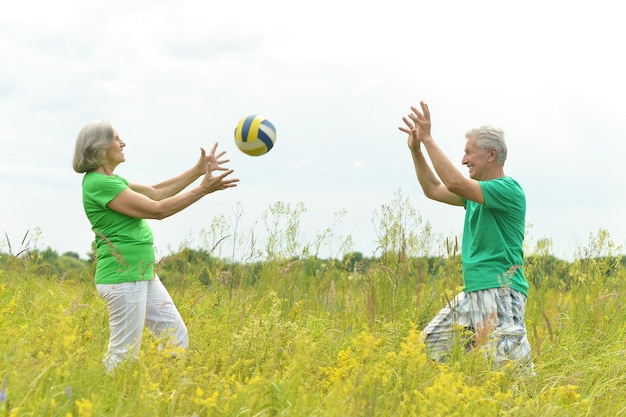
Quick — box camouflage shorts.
[423,287,533,368]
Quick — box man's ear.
[489,148,498,161]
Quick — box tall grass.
[1,194,625,416]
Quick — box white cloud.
[1,0,625,260]
[289,159,312,168]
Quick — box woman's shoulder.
[83,173,129,194]
[84,172,128,185]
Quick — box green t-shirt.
[461,177,529,296]
[82,172,155,284]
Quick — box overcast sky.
[1,0,624,262]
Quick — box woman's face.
[104,130,126,166]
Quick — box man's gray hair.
[465,125,507,166]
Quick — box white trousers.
[95,275,188,371]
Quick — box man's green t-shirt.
[461,176,529,296]
[82,172,155,284]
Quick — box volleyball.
[234,114,277,156]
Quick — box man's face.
[461,137,492,180]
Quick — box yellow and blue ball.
[234,114,276,156]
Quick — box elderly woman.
[73,120,238,371]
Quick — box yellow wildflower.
[75,397,94,417]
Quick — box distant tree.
[0,252,12,269]
[342,251,363,272]
[31,247,59,263]
[57,255,91,280]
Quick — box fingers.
[204,169,239,191]
[216,168,234,178]
[212,158,230,171]
[399,115,421,134]
[207,144,230,171]
[399,102,431,144]
[409,106,423,121]
[204,167,238,181]
[402,102,430,135]
[200,146,239,192]
[399,116,415,133]
[217,169,239,183]
[221,177,240,188]
[420,101,430,119]
[409,101,430,120]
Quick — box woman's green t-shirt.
[82,172,155,284]
[461,177,529,297]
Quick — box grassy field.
[1,199,625,416]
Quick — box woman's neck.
[94,164,115,176]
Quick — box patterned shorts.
[422,287,533,368]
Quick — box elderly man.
[399,101,533,371]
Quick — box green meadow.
[2,194,625,416]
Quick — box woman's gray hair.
[465,125,507,166]
[72,120,115,173]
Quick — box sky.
[1,0,625,262]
